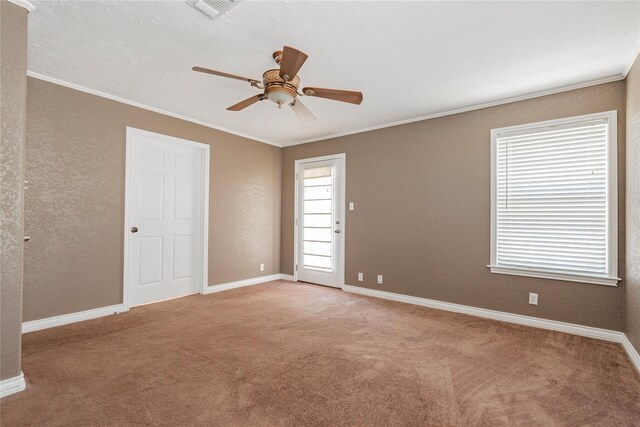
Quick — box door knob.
[131,227,138,233]
[334,229,340,234]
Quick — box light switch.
[349,202,355,211]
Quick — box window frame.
[489,110,619,286]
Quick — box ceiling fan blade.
[290,99,317,122]
[303,87,363,105]
[193,66,259,84]
[279,46,308,81]
[226,94,263,111]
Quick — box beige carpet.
[1,281,639,426]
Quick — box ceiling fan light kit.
[193,46,363,121]
[262,68,299,108]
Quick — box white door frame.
[293,153,346,288]
[123,127,210,309]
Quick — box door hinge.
[296,173,299,180]
[296,264,298,271]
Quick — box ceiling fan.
[192,46,363,121]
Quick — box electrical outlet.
[260,263,265,272]
[358,272,363,282]
[529,292,538,305]
[377,275,383,285]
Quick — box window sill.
[487,266,620,287]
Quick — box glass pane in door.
[302,166,333,272]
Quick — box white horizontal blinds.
[496,119,609,277]
[302,166,333,272]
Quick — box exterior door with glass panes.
[295,155,345,288]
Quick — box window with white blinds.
[489,111,619,286]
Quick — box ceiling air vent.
[189,0,239,20]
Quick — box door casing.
[293,153,346,288]
[123,127,210,309]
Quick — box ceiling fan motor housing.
[262,69,300,107]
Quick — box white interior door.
[126,128,208,307]
[295,155,345,288]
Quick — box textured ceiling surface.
[27,1,639,146]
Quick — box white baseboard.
[22,304,127,334]
[21,275,295,333]
[205,273,293,294]
[0,372,26,398]
[341,285,640,374]
[14,277,639,375]
[342,285,622,342]
[621,335,640,373]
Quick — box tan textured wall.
[626,54,640,351]
[24,78,281,322]
[282,81,626,331]
[0,1,28,380]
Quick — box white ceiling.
[27,1,640,146]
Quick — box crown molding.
[622,41,640,78]
[7,0,35,12]
[28,69,628,149]
[26,71,282,148]
[285,73,625,147]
